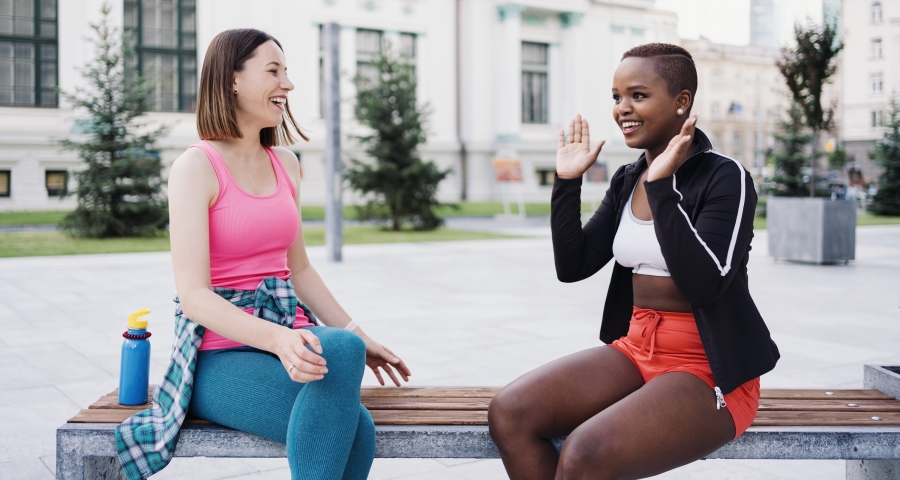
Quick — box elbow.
[556,270,584,283]
[176,288,209,320]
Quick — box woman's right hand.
[556,114,606,180]
[275,328,329,383]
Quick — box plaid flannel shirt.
[114,276,315,480]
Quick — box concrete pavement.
[1,223,898,479]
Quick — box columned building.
[0,0,678,210]
[841,0,899,183]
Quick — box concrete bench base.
[57,424,900,480]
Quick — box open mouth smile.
[270,97,286,111]
[620,120,643,135]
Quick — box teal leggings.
[190,327,375,480]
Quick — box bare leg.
[489,346,644,480]
[555,372,736,480]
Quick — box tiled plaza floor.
[1,224,898,479]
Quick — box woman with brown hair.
[114,29,410,480]
[487,43,779,479]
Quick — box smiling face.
[232,40,294,130]
[612,57,692,155]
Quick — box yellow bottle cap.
[128,309,151,330]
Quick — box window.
[521,41,548,124]
[0,0,58,107]
[872,2,883,23]
[0,169,9,197]
[356,29,383,85]
[399,32,415,58]
[124,0,197,111]
[711,102,721,118]
[871,73,884,93]
[45,169,65,196]
[873,110,883,127]
[535,168,555,186]
[871,38,883,58]
[733,75,741,93]
[734,132,742,149]
[711,72,720,91]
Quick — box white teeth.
[621,121,642,128]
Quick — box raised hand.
[556,114,606,180]
[647,115,698,182]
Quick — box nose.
[281,74,294,92]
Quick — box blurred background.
[0,0,889,211]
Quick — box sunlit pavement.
[1,224,898,479]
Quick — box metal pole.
[323,22,342,262]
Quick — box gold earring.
[677,108,684,115]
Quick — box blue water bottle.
[119,308,152,405]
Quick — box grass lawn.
[0,210,69,225]
[0,226,515,258]
[752,212,900,231]
[299,202,597,220]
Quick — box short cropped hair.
[622,43,697,112]
[197,29,308,146]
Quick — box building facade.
[841,0,898,183]
[0,0,680,210]
[682,37,787,177]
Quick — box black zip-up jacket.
[551,128,779,394]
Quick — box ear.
[676,89,692,113]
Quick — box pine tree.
[776,19,842,197]
[869,97,900,215]
[346,44,452,231]
[769,103,814,197]
[58,2,169,238]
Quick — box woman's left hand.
[359,333,411,387]
[647,114,698,182]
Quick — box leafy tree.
[58,2,169,238]
[769,103,814,197]
[346,44,452,231]
[869,97,900,215]
[776,18,842,197]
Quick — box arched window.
[872,2,883,23]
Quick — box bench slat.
[759,399,900,412]
[369,410,488,425]
[753,410,900,426]
[363,397,490,410]
[759,389,894,400]
[360,387,501,398]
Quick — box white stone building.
[841,0,899,183]
[0,0,680,211]
[682,37,787,176]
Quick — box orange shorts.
[609,307,760,439]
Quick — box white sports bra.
[611,184,671,277]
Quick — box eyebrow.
[266,61,282,67]
[611,84,651,92]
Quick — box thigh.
[190,347,304,444]
[491,346,644,437]
[559,371,735,479]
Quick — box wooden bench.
[57,365,900,480]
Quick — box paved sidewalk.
[1,225,899,479]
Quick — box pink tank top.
[191,141,313,351]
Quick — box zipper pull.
[714,386,727,410]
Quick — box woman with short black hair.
[488,43,779,480]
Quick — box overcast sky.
[654,0,825,46]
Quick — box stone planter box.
[767,196,856,264]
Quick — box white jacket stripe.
[670,152,745,277]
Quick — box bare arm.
[273,147,411,386]
[168,147,327,383]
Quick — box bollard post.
[323,22,343,262]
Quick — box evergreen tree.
[58,2,169,238]
[769,103,814,197]
[776,18,842,197]
[869,97,900,215]
[346,44,452,231]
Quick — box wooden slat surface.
[759,389,893,400]
[360,387,500,398]
[70,387,900,427]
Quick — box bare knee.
[488,385,534,444]
[557,431,622,480]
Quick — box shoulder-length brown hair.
[197,28,309,146]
